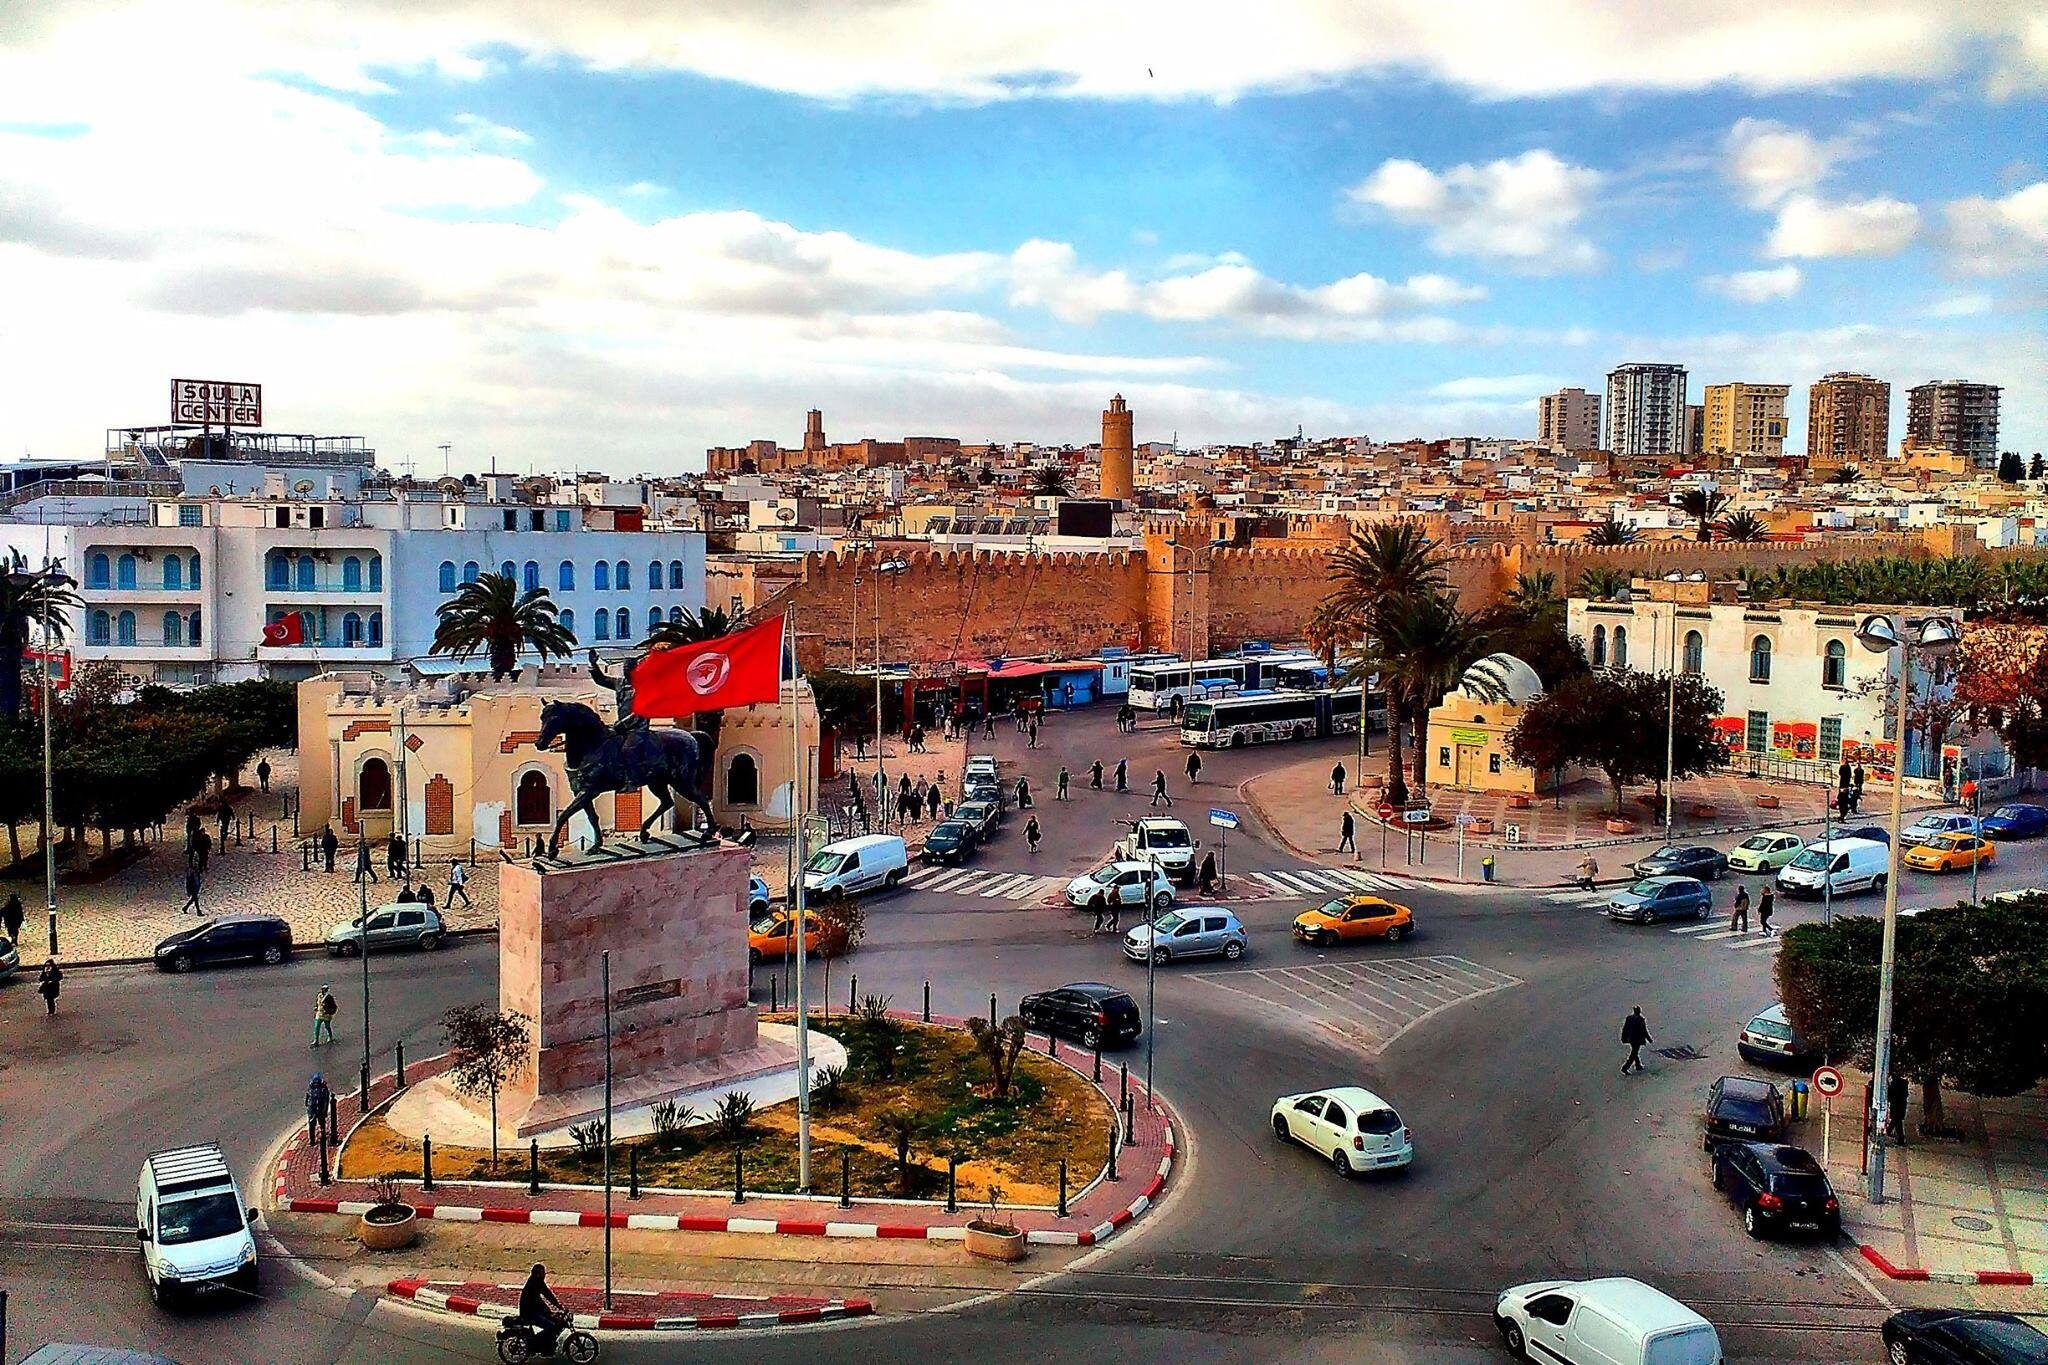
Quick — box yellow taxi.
[748,912,839,964]
[1903,832,1997,874]
[1291,894,1414,947]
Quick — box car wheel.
[418,931,441,951]
[149,1275,172,1309]
[1886,1341,1910,1365]
[1082,1025,1103,1048]
[1231,734,1246,749]
[1152,946,1170,964]
[339,940,359,957]
[1501,1320,1527,1359]
[1152,893,1171,912]
[169,952,193,973]
[1696,901,1709,920]
[748,948,763,966]
[1873,874,1887,895]
[1743,1205,1765,1239]
[262,944,286,965]
[1330,1148,1351,1178]
[1384,924,1406,943]
[1222,939,1243,961]
[1273,1114,1292,1142]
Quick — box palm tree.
[429,572,577,679]
[1717,511,1769,543]
[1583,516,1637,546]
[1029,462,1073,498]
[643,606,748,797]
[0,567,80,721]
[1504,571,1562,627]
[1676,487,1731,541]
[1576,566,1629,601]
[1368,596,1494,798]
[1827,465,1862,485]
[1324,523,1449,624]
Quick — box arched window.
[358,757,392,812]
[558,608,575,637]
[558,560,575,592]
[668,560,685,589]
[162,611,183,646]
[368,555,382,591]
[87,610,111,644]
[1823,639,1847,688]
[614,607,631,639]
[648,607,662,634]
[342,555,363,591]
[188,554,201,589]
[594,561,611,591]
[162,556,182,590]
[594,611,610,641]
[725,753,760,807]
[439,560,457,593]
[367,611,382,646]
[267,551,289,589]
[188,611,202,645]
[462,560,480,584]
[1612,625,1628,669]
[515,770,552,826]
[1682,630,1704,676]
[87,552,110,589]
[1749,634,1773,683]
[117,553,138,589]
[669,605,684,623]
[342,612,364,646]
[296,556,314,590]
[116,610,137,645]
[648,561,662,593]
[523,560,540,592]
[1591,624,1608,667]
[615,560,631,590]
[499,560,516,583]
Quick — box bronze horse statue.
[534,700,717,858]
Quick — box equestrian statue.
[532,650,717,857]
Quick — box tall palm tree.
[1583,516,1637,546]
[1324,523,1448,624]
[0,567,80,721]
[1504,571,1562,627]
[1029,462,1073,497]
[1368,596,1494,798]
[1676,487,1731,541]
[1575,566,1629,601]
[429,572,576,679]
[1827,465,1862,485]
[643,606,748,798]
[1717,511,1769,543]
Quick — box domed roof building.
[1426,653,1559,796]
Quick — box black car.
[1019,982,1143,1049]
[1882,1310,2048,1364]
[1703,1075,1787,1151]
[955,800,1002,838]
[153,915,293,973]
[1839,824,1891,845]
[1631,844,1727,881]
[963,778,1008,813]
[921,819,980,865]
[1710,1142,1841,1239]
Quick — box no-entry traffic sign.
[1811,1066,1843,1098]
[1376,802,1395,819]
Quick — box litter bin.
[1481,855,1496,884]
[1790,1079,1809,1120]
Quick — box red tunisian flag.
[632,614,786,719]
[261,615,304,647]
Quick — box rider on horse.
[588,649,648,736]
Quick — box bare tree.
[440,1006,533,1173]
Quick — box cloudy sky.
[2,1,2044,475]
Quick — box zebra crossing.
[898,865,1065,901]
[1543,888,1785,953]
[895,862,1417,904]
[1239,867,1416,898]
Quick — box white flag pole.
[786,611,813,1192]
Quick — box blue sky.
[1,3,2043,470]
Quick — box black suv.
[1711,1142,1841,1239]
[921,819,979,865]
[1019,982,1143,1049]
[1882,1311,2048,1364]
[1703,1075,1787,1151]
[154,915,293,973]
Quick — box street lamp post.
[1855,611,1959,1205]
[7,560,73,957]
[871,559,907,829]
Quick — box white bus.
[1128,658,1249,712]
[1179,688,1375,748]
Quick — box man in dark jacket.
[2,891,23,946]
[1620,1007,1652,1075]
[305,1073,332,1145]
[320,824,339,874]
[521,1263,569,1352]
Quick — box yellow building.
[1702,382,1789,456]
[1425,654,1553,795]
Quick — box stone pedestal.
[498,838,794,1136]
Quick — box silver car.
[1124,907,1247,963]
[325,905,446,956]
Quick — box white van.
[1776,836,1889,899]
[802,834,909,900]
[1130,818,1199,883]
[1495,1277,1721,1365]
[964,755,999,782]
[137,1144,259,1306]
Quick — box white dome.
[1458,653,1544,705]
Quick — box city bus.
[1241,650,1321,690]
[1267,658,1332,691]
[1179,687,1379,748]
[1128,658,1249,711]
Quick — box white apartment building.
[1604,363,1690,457]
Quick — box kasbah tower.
[1099,393,1136,501]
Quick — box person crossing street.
[312,985,338,1046]
[1090,760,1104,791]
[1025,816,1042,854]
[1057,766,1070,800]
[1114,759,1128,793]
[1620,1007,1652,1075]
[1338,809,1356,853]
[1151,770,1172,808]
[1184,752,1201,785]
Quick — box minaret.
[1099,394,1135,501]
[802,408,826,453]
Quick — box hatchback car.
[1904,832,1996,874]
[1291,895,1414,946]
[1902,812,1980,845]
[1703,1075,1787,1150]
[1271,1086,1412,1177]
[1710,1141,1840,1239]
[1124,907,1245,963]
[1980,803,2048,841]
[1066,860,1174,914]
[747,911,835,964]
[921,819,980,865]
[1631,844,1727,881]
[1881,1309,2048,1364]
[153,915,293,973]
[324,905,445,956]
[955,800,1002,838]
[1728,831,1806,873]
[1606,875,1711,924]
[748,875,772,915]
[1018,982,1142,1048]
[1737,1003,1816,1068]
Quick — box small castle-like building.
[1424,653,1553,795]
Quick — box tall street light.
[871,559,908,827]
[1854,610,1960,1205]
[7,559,72,957]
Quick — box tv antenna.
[439,443,452,479]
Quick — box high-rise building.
[1906,380,2002,469]
[1099,394,1136,501]
[1537,388,1600,450]
[1806,373,1890,463]
[1686,404,1704,456]
[1604,363,1689,457]
[1701,382,1790,456]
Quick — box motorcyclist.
[519,1262,569,1353]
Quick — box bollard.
[317,1127,331,1185]
[330,1091,340,1140]
[1123,1094,1136,1145]
[421,1134,434,1191]
[946,1157,958,1214]
[849,974,857,1011]
[629,1147,640,1200]
[1106,1130,1118,1181]
[271,825,278,854]
[529,1140,541,1196]
[840,1150,852,1209]
[733,1148,745,1205]
[922,981,931,1023]
[989,993,997,1028]
[1058,1160,1068,1218]
[770,976,778,1013]
[394,1041,407,1090]
[1119,1062,1128,1105]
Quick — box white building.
[1604,363,1689,457]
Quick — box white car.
[1270,1086,1412,1177]
[1493,1277,1720,1365]
[137,1144,259,1306]
[1065,860,1175,914]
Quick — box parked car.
[1270,1086,1412,1176]
[153,915,292,973]
[1065,860,1175,914]
[1630,845,1726,881]
[1980,803,2048,840]
[963,777,1008,812]
[1727,831,1806,874]
[0,932,17,980]
[1605,876,1711,924]
[1777,836,1889,899]
[1710,1141,1840,1239]
[137,1144,259,1306]
[963,755,998,783]
[1737,1003,1817,1068]
[1703,1075,1787,1151]
[801,834,908,901]
[1904,832,1996,874]
[748,910,836,964]
[324,905,445,956]
[1493,1277,1720,1365]
[1292,895,1414,946]
[1837,824,1890,845]
[1123,907,1245,963]
[954,800,1002,839]
[1881,1310,2048,1364]
[1902,812,1980,845]
[921,819,980,865]
[1018,982,1142,1048]
[1129,817,1198,882]
[749,875,772,916]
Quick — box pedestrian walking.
[1886,1071,1910,1146]
[1757,885,1775,936]
[312,986,338,1046]
[1107,898,1121,933]
[1620,1007,1652,1075]
[1838,759,1852,793]
[1017,777,1032,810]
[1574,854,1599,890]
[2,891,24,946]
[36,958,61,1015]
[1090,760,1104,791]
[853,731,867,761]
[1114,759,1128,793]
[217,802,232,845]
[1185,752,1201,784]
[354,836,378,884]
[1836,785,1853,821]
[1330,762,1347,795]
[1730,883,1751,933]
[1151,771,1172,808]
[982,712,997,738]
[1026,816,1041,854]
[185,809,202,849]
[306,1072,332,1145]
[1090,898,1108,933]
[193,827,211,877]
[910,724,926,754]
[257,759,272,794]
[320,824,339,873]
[387,832,407,878]
[181,865,202,915]
[1027,720,1039,750]
[1198,851,1217,894]
[1057,766,1070,800]
[1338,810,1356,853]
[447,858,472,908]
[1853,764,1867,811]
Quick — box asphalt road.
[0,702,2031,1363]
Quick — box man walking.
[1330,762,1347,795]
[1114,759,1128,793]
[387,832,407,879]
[1853,764,1866,813]
[1730,883,1750,933]
[982,712,997,739]
[1757,884,1775,936]
[1620,1007,1652,1074]
[181,865,202,915]
[1338,809,1356,854]
[1185,752,1201,785]
[1090,760,1104,791]
[1057,766,1070,800]
[1016,776,1033,810]
[217,801,233,847]
[320,824,339,874]
[312,986,338,1047]
[257,759,272,794]
[1150,770,1172,808]
[192,827,212,877]
[2,891,23,947]
[1090,898,1108,934]
[447,858,473,909]
[306,1072,332,1146]
[1027,719,1039,750]
[354,836,378,885]
[37,958,61,1016]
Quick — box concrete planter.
[1756,794,1782,810]
[1466,820,1494,836]
[1506,794,1532,810]
[963,1220,1027,1262]
[358,1204,419,1251]
[1605,818,1636,835]
[1689,803,1719,819]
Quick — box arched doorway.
[725,752,760,807]
[358,757,393,812]
[515,770,553,827]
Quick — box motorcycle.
[497,1317,599,1364]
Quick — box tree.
[873,1107,926,1194]
[1317,523,1452,802]
[440,1006,533,1173]
[1480,579,1588,693]
[0,568,81,722]
[2030,453,2046,481]
[1508,669,1727,814]
[1504,571,1562,629]
[965,1014,1028,1102]
[1367,594,1494,795]
[1827,465,1862,485]
[1029,462,1072,497]
[1998,451,2026,483]
[1583,516,1637,547]
[1676,487,1731,542]
[429,573,576,679]
[1716,510,1770,544]
[644,606,745,795]
[810,895,865,1018]
[1575,566,1629,602]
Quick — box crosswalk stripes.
[897,865,1065,902]
[897,859,1418,904]
[1539,886,1788,957]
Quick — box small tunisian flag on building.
[260,615,304,647]
[632,614,786,719]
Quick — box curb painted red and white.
[1859,1244,2036,1286]
[386,1278,872,1331]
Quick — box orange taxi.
[1291,894,1414,947]
[1902,832,1997,874]
[748,912,840,963]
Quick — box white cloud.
[1723,118,1852,208]
[1765,193,1920,258]
[1944,181,2048,273]
[1701,264,1803,302]
[1428,374,1568,399]
[1922,293,1994,318]
[1347,150,1603,273]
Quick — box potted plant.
[358,1173,419,1250]
[963,1185,1026,1263]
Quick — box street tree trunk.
[1920,1076,1946,1135]
[1410,702,1430,790]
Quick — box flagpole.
[787,610,813,1193]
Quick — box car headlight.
[241,1245,258,1265]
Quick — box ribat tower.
[1099,393,1135,502]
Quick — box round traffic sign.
[1376,802,1394,819]
[1811,1066,1843,1097]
